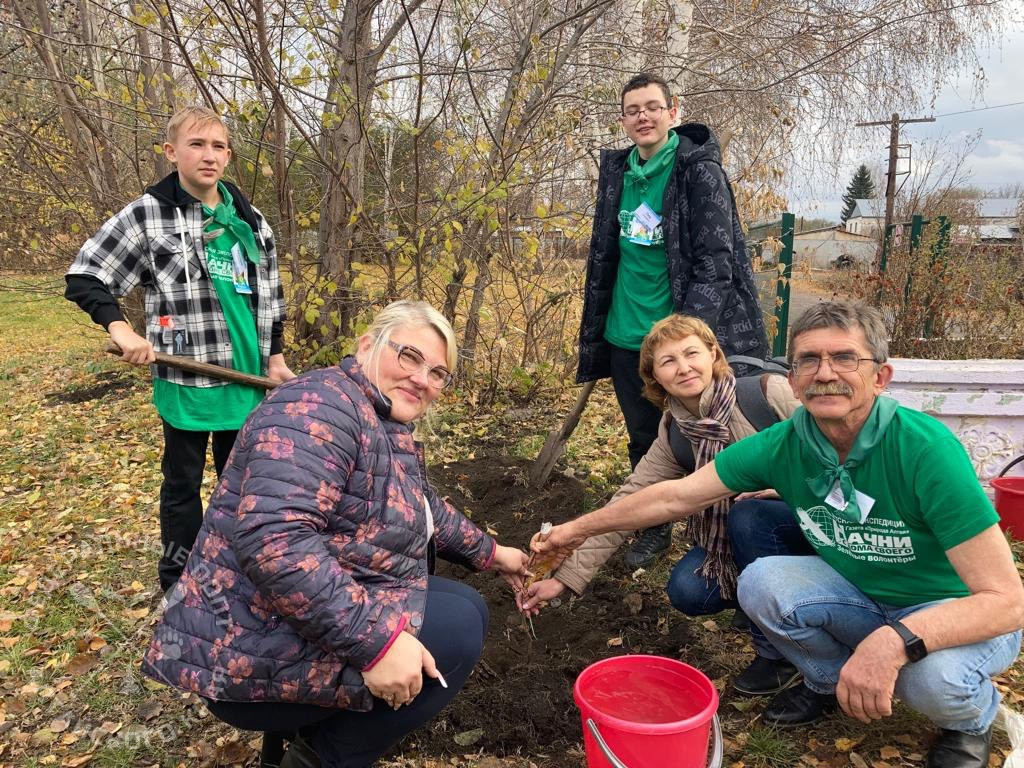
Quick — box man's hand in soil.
[517,577,566,615]
[108,320,155,365]
[490,544,530,592]
[362,631,438,710]
[530,521,586,563]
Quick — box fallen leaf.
[623,593,643,615]
[213,740,252,763]
[849,752,868,768]
[62,755,93,767]
[136,700,163,721]
[67,653,99,675]
[31,729,57,746]
[49,718,70,733]
[453,728,484,747]
[835,737,862,752]
[606,636,623,647]
[879,746,900,760]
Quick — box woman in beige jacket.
[520,313,815,696]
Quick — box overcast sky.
[786,21,1024,222]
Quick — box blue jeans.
[738,556,1022,733]
[666,499,814,659]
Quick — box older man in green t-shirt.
[535,301,1023,768]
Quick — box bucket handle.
[997,455,1024,478]
[586,714,723,768]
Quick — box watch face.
[906,637,927,663]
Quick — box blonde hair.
[639,314,731,409]
[166,106,230,144]
[363,300,457,373]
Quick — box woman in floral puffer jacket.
[141,301,530,768]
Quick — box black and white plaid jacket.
[66,173,286,387]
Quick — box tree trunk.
[252,0,298,282]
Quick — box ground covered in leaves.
[2,275,1024,768]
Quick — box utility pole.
[856,113,935,271]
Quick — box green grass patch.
[744,726,802,767]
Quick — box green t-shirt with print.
[604,132,679,350]
[153,183,263,431]
[714,402,997,606]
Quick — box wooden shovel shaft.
[106,345,278,390]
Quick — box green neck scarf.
[792,396,899,522]
[624,130,679,194]
[203,182,260,263]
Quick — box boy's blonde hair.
[166,107,230,144]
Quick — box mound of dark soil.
[413,456,702,765]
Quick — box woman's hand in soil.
[490,544,530,591]
[517,577,566,615]
[362,631,435,709]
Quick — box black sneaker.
[624,523,672,568]
[763,683,837,728]
[733,656,802,696]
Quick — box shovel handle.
[106,344,278,390]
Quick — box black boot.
[733,656,802,697]
[625,523,672,568]
[926,726,993,768]
[260,732,287,768]
[730,609,752,631]
[763,683,837,727]
[280,734,321,768]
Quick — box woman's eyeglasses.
[386,341,454,389]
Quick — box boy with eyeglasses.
[577,72,768,567]
[65,106,295,591]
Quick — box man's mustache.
[804,382,854,397]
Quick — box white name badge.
[825,480,875,522]
[633,201,662,230]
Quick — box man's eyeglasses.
[621,105,668,121]
[793,353,879,376]
[386,341,454,389]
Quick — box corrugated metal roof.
[849,198,1021,219]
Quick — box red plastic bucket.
[573,655,721,768]
[993,455,1024,538]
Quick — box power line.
[934,100,1024,118]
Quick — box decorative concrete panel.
[886,359,1024,484]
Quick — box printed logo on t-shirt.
[205,243,236,282]
[795,505,916,564]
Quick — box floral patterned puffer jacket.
[141,357,496,710]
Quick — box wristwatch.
[889,619,927,663]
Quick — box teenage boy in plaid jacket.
[65,107,295,591]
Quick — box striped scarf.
[676,373,739,598]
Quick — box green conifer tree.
[840,164,877,223]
